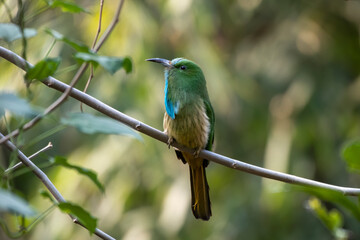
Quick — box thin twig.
[92,0,104,49]
[0,0,126,145]
[0,133,66,201]
[81,0,105,112]
[1,0,14,22]
[16,0,27,60]
[1,46,359,196]
[0,132,115,240]
[80,66,94,112]
[4,142,53,173]
[94,0,125,51]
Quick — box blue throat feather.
[164,70,179,119]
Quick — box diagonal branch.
[1,46,360,196]
[0,132,115,240]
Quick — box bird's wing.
[204,99,215,151]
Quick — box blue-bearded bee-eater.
[147,57,215,220]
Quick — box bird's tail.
[189,163,211,220]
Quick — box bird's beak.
[146,58,172,68]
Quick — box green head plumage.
[146,57,210,119]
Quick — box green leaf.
[25,57,61,82]
[75,52,132,74]
[0,23,37,42]
[0,92,38,118]
[52,156,105,192]
[48,0,89,13]
[45,28,91,53]
[297,186,360,221]
[58,202,97,234]
[121,57,132,73]
[39,190,56,203]
[342,139,360,172]
[0,189,37,216]
[61,112,142,140]
[307,197,350,239]
[307,197,342,231]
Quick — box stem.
[16,0,27,60]
[1,0,14,22]
[44,39,57,58]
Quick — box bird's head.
[146,58,205,84]
[146,57,210,119]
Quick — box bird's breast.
[163,100,210,149]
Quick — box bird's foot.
[167,136,174,149]
[193,147,202,158]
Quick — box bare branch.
[0,132,115,240]
[1,46,359,196]
[0,0,126,145]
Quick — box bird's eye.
[180,65,186,70]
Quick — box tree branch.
[0,132,115,240]
[1,46,360,197]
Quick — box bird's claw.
[193,148,202,158]
[167,136,174,149]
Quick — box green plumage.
[147,57,215,221]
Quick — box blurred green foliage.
[307,197,349,240]
[1,0,360,239]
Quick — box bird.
[146,57,215,220]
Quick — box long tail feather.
[189,163,211,220]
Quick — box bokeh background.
[1,0,360,239]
